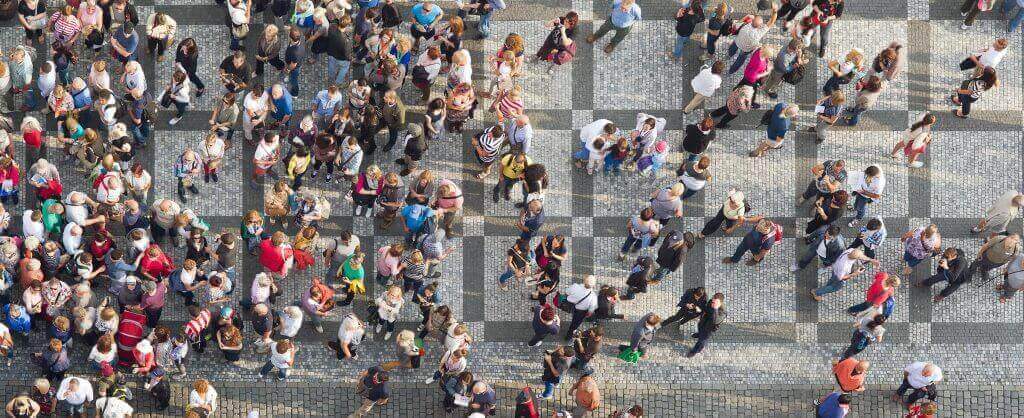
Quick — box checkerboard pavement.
[1,0,1024,416]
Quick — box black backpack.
[783,65,805,85]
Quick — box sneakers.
[383,331,393,340]
[375,324,383,334]
[528,340,542,347]
[311,170,318,179]
[960,22,970,30]
[424,377,436,384]
[848,219,859,228]
[326,173,333,182]
[314,324,324,333]
[617,252,626,261]
[169,116,182,125]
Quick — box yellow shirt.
[500,154,531,179]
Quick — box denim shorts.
[903,250,926,267]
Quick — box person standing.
[259,339,296,381]
[652,230,694,280]
[683,61,725,114]
[893,362,942,407]
[527,304,559,347]
[55,376,93,417]
[848,166,885,227]
[972,190,1024,234]
[617,313,660,358]
[671,2,705,61]
[537,345,573,400]
[687,292,725,357]
[764,40,806,99]
[325,17,354,86]
[569,373,601,418]
[350,366,389,418]
[563,275,599,339]
[682,116,716,163]
[586,0,642,54]
[799,159,847,205]
[618,207,660,261]
[849,218,886,259]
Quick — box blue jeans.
[813,274,846,297]
[541,378,560,398]
[680,187,698,201]
[853,193,871,220]
[23,87,39,110]
[847,300,873,315]
[130,122,151,145]
[1006,0,1024,32]
[479,11,494,37]
[673,35,691,58]
[327,57,351,85]
[498,268,516,285]
[727,43,751,74]
[260,361,289,379]
[287,69,300,96]
[706,33,720,56]
[730,240,755,262]
[621,235,642,254]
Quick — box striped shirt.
[184,309,211,340]
[50,13,83,44]
[476,127,506,163]
[858,222,887,250]
[401,256,426,281]
[498,96,524,120]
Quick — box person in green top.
[40,199,65,235]
[338,252,366,306]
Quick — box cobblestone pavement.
[1,0,1024,416]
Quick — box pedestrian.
[259,338,296,380]
[471,123,506,179]
[55,376,93,418]
[499,238,534,290]
[709,84,753,129]
[960,38,1008,78]
[32,338,69,381]
[972,190,1024,234]
[649,184,684,226]
[808,90,845,143]
[752,103,800,158]
[563,275,599,338]
[906,400,938,418]
[671,2,705,61]
[699,188,758,239]
[587,0,642,54]
[538,344,573,400]
[702,2,730,59]
[682,116,716,163]
[652,230,695,280]
[811,248,878,301]
[805,191,848,241]
[723,218,782,266]
[792,225,847,272]
[844,75,884,126]
[764,40,807,99]
[848,218,886,259]
[815,392,852,417]
[528,304,560,347]
[375,285,404,340]
[188,379,218,416]
[892,362,942,407]
[660,286,707,329]
[847,272,900,315]
[901,224,942,276]
[951,66,996,118]
[569,373,601,418]
[840,309,886,359]
[890,113,935,167]
[799,159,847,204]
[350,366,390,418]
[618,207,660,260]
[617,313,660,360]
[962,0,997,29]
[687,292,725,357]
[495,152,531,202]
[822,48,864,94]
[832,357,869,393]
[967,232,1021,282]
[917,247,968,302]
[516,199,545,242]
[683,61,725,114]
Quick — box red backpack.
[514,386,538,418]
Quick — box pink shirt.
[743,49,769,84]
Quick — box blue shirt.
[768,102,791,140]
[610,0,642,28]
[70,87,93,109]
[313,90,343,117]
[816,392,848,418]
[112,29,139,59]
[401,204,434,231]
[270,88,294,120]
[3,304,30,334]
[411,3,442,27]
[742,229,775,252]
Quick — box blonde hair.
[20,116,41,132]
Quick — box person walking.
[709,84,753,129]
[965,233,1020,282]
[893,362,942,407]
[847,272,900,315]
[792,225,846,272]
[684,61,725,114]
[815,392,852,417]
[537,345,573,400]
[750,103,799,158]
[811,248,878,301]
[847,165,885,227]
[350,366,390,417]
[569,373,601,418]
[840,308,886,359]
[722,218,782,266]
[901,225,942,276]
[617,313,660,359]
[971,190,1024,234]
[527,304,560,347]
[698,188,758,239]
[682,116,716,163]
[890,113,936,168]
[808,90,845,143]
[563,275,599,339]
[799,159,847,205]
[660,286,707,330]
[587,0,642,54]
[671,2,705,61]
[951,67,997,118]
[652,230,694,280]
[832,357,869,393]
[726,4,778,74]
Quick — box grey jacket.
[629,313,659,351]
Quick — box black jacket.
[697,305,726,334]
[404,134,428,161]
[682,124,714,155]
[325,26,354,61]
[656,230,689,271]
[676,287,708,315]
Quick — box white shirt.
[831,248,859,279]
[38,63,56,98]
[244,92,269,120]
[735,24,770,52]
[227,1,248,25]
[100,101,118,127]
[269,342,294,369]
[95,396,134,418]
[279,310,304,338]
[62,223,84,255]
[89,68,111,92]
[89,344,116,364]
[565,283,598,313]
[169,80,191,103]
[691,67,723,97]
[64,192,90,225]
[189,388,218,413]
[201,138,226,160]
[979,47,1008,68]
[849,170,885,196]
[338,314,364,345]
[0,323,10,346]
[22,210,46,242]
[904,362,943,388]
[57,377,94,405]
[579,119,616,144]
[124,70,147,93]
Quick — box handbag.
[231,23,250,39]
[617,346,640,363]
[159,88,172,108]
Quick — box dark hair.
[978,67,997,90]
[838,394,853,405]
[910,113,935,131]
[710,60,725,75]
[639,207,654,221]
[865,165,880,177]
[826,225,842,237]
[861,75,883,93]
[866,218,882,230]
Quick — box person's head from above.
[837,393,852,406]
[828,90,846,106]
[755,218,773,234]
[824,225,841,241]
[710,292,725,309]
[527,199,543,213]
[830,190,849,207]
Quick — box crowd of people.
[0,0,1014,416]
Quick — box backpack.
[168,269,186,293]
[411,64,430,83]
[759,109,773,126]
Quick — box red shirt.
[139,246,175,278]
[864,272,893,306]
[23,131,42,149]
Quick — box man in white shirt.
[683,61,725,114]
[810,248,879,301]
[893,362,942,406]
[848,166,885,227]
[505,115,534,154]
[727,5,778,74]
[277,305,304,338]
[327,313,364,360]
[563,275,599,339]
[95,390,134,418]
[62,223,85,256]
[56,376,94,416]
[22,210,46,243]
